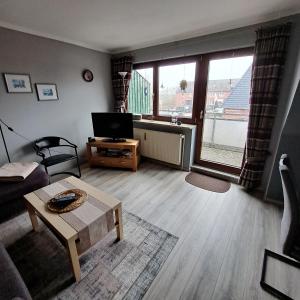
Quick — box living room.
[0,1,300,299]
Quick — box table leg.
[26,203,39,232]
[86,143,92,167]
[132,145,137,172]
[115,205,124,240]
[67,238,81,282]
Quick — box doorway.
[195,53,253,174]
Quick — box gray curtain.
[239,23,291,189]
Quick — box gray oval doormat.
[185,172,231,193]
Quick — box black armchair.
[260,154,300,299]
[34,136,81,178]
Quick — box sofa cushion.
[0,165,49,206]
[0,242,31,300]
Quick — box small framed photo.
[35,83,58,101]
[3,73,32,93]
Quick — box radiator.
[134,128,185,166]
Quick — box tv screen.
[91,113,133,140]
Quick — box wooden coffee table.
[24,176,123,282]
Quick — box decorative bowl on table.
[47,189,87,213]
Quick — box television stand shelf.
[86,138,140,171]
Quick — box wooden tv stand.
[86,138,140,171]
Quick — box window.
[128,48,253,128]
[158,62,196,118]
[128,68,153,115]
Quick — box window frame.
[131,47,254,125]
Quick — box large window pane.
[159,62,196,118]
[200,56,253,167]
[128,68,153,114]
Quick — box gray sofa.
[0,242,31,300]
[0,165,49,222]
[0,164,49,299]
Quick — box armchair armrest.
[59,138,79,158]
[60,137,77,148]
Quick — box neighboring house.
[173,79,239,113]
[223,66,252,120]
[205,79,239,110]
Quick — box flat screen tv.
[91,113,133,142]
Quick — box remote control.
[53,199,76,209]
[54,193,76,202]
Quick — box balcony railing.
[128,71,151,114]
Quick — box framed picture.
[3,73,32,93]
[35,83,58,101]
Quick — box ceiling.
[0,0,299,53]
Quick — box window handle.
[144,132,147,140]
[200,110,204,120]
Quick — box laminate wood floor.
[2,161,299,299]
[79,162,299,300]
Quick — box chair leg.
[76,155,81,178]
[43,166,51,184]
[260,249,300,300]
[74,148,81,178]
[44,165,48,175]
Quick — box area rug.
[5,211,178,300]
[185,172,231,193]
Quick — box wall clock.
[82,69,94,82]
